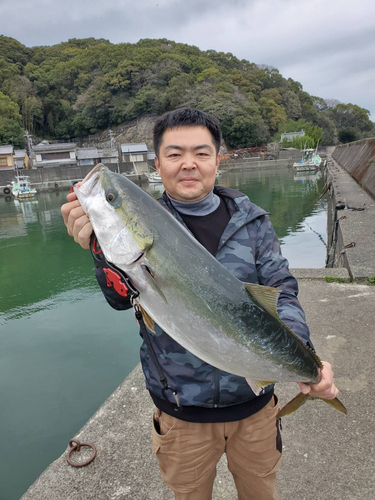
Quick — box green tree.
[1,35,372,144]
[222,115,269,149]
[259,98,287,133]
[330,103,373,133]
[281,135,316,149]
[281,90,302,120]
[338,128,358,143]
[0,92,24,146]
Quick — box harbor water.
[0,167,327,500]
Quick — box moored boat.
[293,148,322,171]
[145,171,163,183]
[6,175,37,199]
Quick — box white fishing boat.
[5,174,37,199]
[293,148,322,171]
[145,172,163,183]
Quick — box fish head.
[75,164,153,269]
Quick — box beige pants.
[152,396,281,500]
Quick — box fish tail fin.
[323,396,347,414]
[278,392,310,417]
[278,393,347,418]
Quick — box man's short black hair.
[153,108,222,158]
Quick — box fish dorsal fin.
[244,283,280,320]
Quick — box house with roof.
[147,151,156,168]
[120,142,149,173]
[120,143,148,162]
[32,141,77,167]
[13,149,30,169]
[76,147,119,167]
[76,148,97,166]
[0,145,14,170]
[97,148,119,165]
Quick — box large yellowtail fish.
[75,164,346,417]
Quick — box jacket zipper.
[213,368,220,407]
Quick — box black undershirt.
[178,197,230,255]
[150,196,274,423]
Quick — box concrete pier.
[326,156,375,279]
[21,276,375,500]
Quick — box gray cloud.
[1,0,374,119]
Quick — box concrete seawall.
[326,142,375,279]
[0,163,145,195]
[332,137,375,199]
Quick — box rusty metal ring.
[67,439,97,468]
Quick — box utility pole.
[109,129,120,174]
[24,130,34,168]
[109,129,115,150]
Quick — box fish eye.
[106,192,116,202]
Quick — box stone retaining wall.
[332,137,375,200]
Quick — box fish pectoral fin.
[278,393,347,418]
[243,282,280,320]
[138,304,155,333]
[142,238,154,252]
[246,379,275,396]
[141,264,167,303]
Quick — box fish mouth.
[75,164,106,209]
[81,164,103,191]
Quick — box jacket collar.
[160,186,268,253]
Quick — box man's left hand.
[297,361,339,400]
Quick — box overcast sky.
[1,0,374,120]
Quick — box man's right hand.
[61,189,92,250]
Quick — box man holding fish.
[61,108,341,500]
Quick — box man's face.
[155,126,220,202]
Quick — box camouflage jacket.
[96,186,311,408]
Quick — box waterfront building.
[32,141,77,168]
[120,142,149,173]
[120,142,148,162]
[13,149,30,169]
[0,145,14,170]
[76,147,119,167]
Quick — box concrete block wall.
[0,163,141,194]
[332,138,375,200]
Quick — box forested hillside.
[0,35,373,148]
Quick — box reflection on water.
[0,167,327,499]
[212,168,326,268]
